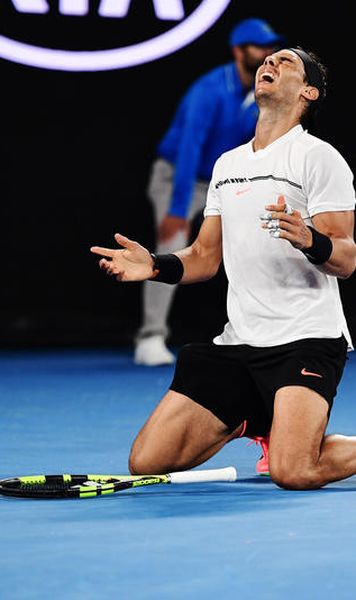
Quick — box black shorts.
[170,337,348,438]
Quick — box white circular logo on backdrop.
[0,0,231,71]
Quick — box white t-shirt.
[204,125,355,348]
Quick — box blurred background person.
[134,17,284,366]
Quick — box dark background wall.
[1,0,355,347]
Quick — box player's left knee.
[270,465,321,490]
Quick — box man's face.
[238,44,280,76]
[254,49,307,105]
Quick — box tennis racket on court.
[0,466,237,499]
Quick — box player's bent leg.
[129,390,244,475]
[316,432,356,483]
[270,386,356,489]
[268,386,330,490]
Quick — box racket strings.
[1,475,102,493]
[20,482,74,491]
[18,480,115,491]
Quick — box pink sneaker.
[249,435,270,476]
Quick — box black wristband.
[150,253,184,284]
[301,226,333,265]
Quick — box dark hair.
[291,47,328,128]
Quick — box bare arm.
[175,215,222,283]
[262,197,356,279]
[90,215,222,283]
[311,210,356,279]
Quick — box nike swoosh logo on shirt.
[235,188,250,196]
[301,368,323,378]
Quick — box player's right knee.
[128,447,163,475]
[129,449,148,475]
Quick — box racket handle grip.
[169,466,237,484]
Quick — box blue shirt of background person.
[157,18,284,220]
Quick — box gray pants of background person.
[137,158,209,341]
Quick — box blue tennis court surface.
[1,349,356,599]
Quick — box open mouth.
[260,72,275,83]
